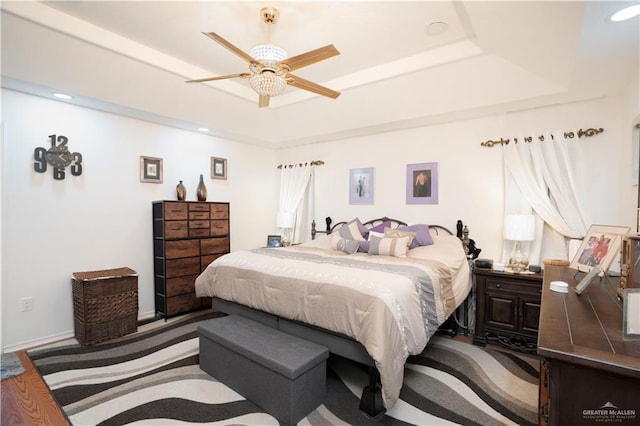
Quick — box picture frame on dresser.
[569,224,630,274]
[406,162,438,204]
[211,157,227,180]
[622,288,640,340]
[267,235,282,248]
[140,156,163,183]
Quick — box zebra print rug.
[28,311,539,425]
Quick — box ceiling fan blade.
[281,45,340,72]
[203,32,254,63]
[258,95,271,108]
[186,73,250,83]
[287,74,341,99]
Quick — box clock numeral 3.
[34,147,47,173]
[53,167,65,180]
[71,152,83,176]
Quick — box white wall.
[1,89,278,351]
[280,95,633,264]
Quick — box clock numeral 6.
[71,152,83,176]
[34,147,47,173]
[53,166,65,180]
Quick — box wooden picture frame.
[623,288,640,341]
[406,162,438,204]
[570,224,630,274]
[140,156,163,183]
[349,167,374,204]
[267,235,282,248]
[211,157,227,180]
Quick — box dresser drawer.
[201,237,230,255]
[189,228,211,238]
[189,203,210,212]
[486,277,541,297]
[165,240,199,259]
[201,254,226,271]
[189,211,210,220]
[166,257,200,278]
[166,275,198,297]
[211,204,229,219]
[189,220,210,229]
[164,202,188,220]
[165,221,188,239]
[211,220,229,236]
[167,293,202,316]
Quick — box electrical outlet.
[20,297,34,312]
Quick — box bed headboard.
[311,217,479,259]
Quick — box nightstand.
[473,268,543,353]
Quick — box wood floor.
[1,351,69,425]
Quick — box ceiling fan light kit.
[186,6,340,108]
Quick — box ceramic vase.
[197,174,207,201]
[176,180,186,201]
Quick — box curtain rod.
[277,160,325,169]
[480,127,604,147]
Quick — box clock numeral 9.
[34,147,47,173]
[53,166,65,180]
[71,152,83,176]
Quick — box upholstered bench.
[198,315,329,425]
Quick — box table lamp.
[504,214,535,272]
[277,211,295,247]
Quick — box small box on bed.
[198,315,329,425]
[71,267,138,346]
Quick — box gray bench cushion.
[198,314,329,380]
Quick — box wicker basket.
[72,267,138,345]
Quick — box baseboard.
[4,310,157,353]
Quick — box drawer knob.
[495,283,501,288]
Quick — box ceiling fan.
[186,7,341,108]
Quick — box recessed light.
[52,92,73,100]
[198,127,209,132]
[610,4,640,22]
[425,21,449,36]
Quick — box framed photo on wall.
[570,224,631,274]
[140,156,163,183]
[349,167,374,204]
[211,157,227,180]
[406,162,438,204]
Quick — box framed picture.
[570,224,631,274]
[211,157,227,180]
[267,235,282,248]
[349,167,374,204]
[623,288,640,341]
[140,156,163,183]
[406,162,438,204]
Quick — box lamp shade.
[504,214,535,241]
[277,211,295,228]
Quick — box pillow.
[337,218,368,241]
[384,228,416,248]
[331,234,360,254]
[368,235,410,257]
[397,224,434,249]
[357,230,385,253]
[369,220,392,234]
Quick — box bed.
[195,217,472,416]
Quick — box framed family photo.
[570,224,630,274]
[140,156,163,183]
[211,157,227,180]
[406,162,438,204]
[267,235,282,248]
[349,167,374,204]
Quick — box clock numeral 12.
[48,134,68,149]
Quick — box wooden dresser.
[153,201,230,318]
[538,265,640,425]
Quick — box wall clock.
[34,134,83,180]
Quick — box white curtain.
[277,164,314,243]
[503,130,589,265]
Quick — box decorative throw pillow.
[357,230,386,253]
[368,235,410,257]
[369,220,392,234]
[337,218,368,241]
[397,224,434,248]
[384,228,416,248]
[331,234,360,254]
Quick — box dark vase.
[176,180,186,201]
[197,174,207,201]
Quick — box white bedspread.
[195,235,470,409]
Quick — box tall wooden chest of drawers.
[153,201,230,318]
